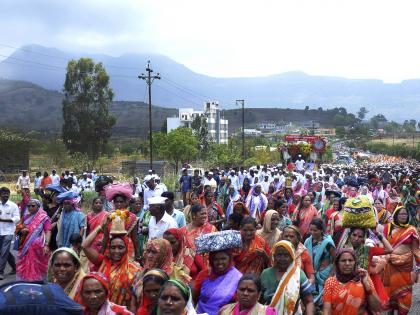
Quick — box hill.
[0,44,419,121]
[0,79,357,137]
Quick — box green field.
[371,137,419,146]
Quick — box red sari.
[86,210,107,252]
[180,223,217,249]
[233,234,271,276]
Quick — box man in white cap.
[143,175,164,210]
[203,172,217,191]
[147,196,178,239]
[78,172,93,191]
[50,169,61,186]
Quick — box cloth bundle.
[195,230,242,254]
[342,196,376,228]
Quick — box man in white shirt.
[143,176,164,210]
[203,172,217,191]
[148,196,178,239]
[295,155,306,174]
[34,171,42,196]
[0,187,20,279]
[78,172,93,191]
[228,170,240,191]
[161,191,186,228]
[50,169,61,186]
[16,170,30,191]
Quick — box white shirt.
[295,159,306,171]
[229,175,240,191]
[0,200,20,235]
[143,186,165,210]
[148,212,178,239]
[203,178,217,190]
[16,175,30,189]
[78,178,93,190]
[51,174,61,185]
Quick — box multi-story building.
[167,101,229,144]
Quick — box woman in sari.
[82,221,140,313]
[48,247,86,300]
[240,177,252,199]
[204,190,226,230]
[219,274,277,315]
[282,225,315,284]
[323,249,381,315]
[225,185,241,217]
[292,195,319,240]
[136,269,169,315]
[180,204,217,247]
[158,280,193,315]
[245,184,268,220]
[325,197,345,245]
[232,202,250,217]
[86,197,107,252]
[183,192,200,224]
[260,240,314,314]
[373,198,392,225]
[194,250,243,315]
[102,186,140,261]
[164,228,199,281]
[130,195,150,260]
[383,206,420,314]
[256,210,282,249]
[75,272,133,315]
[303,218,335,305]
[55,197,85,248]
[233,217,271,276]
[16,198,51,281]
[274,199,292,231]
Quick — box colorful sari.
[261,241,312,315]
[233,234,271,276]
[195,251,242,315]
[48,247,86,300]
[293,205,319,238]
[304,234,335,304]
[98,236,140,308]
[245,187,268,220]
[86,210,108,252]
[16,206,51,281]
[165,228,195,284]
[257,210,282,249]
[219,302,277,315]
[57,206,85,248]
[383,209,420,315]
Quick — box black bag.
[0,281,83,315]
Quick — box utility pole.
[236,100,245,162]
[138,61,160,170]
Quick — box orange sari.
[324,276,375,315]
[233,234,270,276]
[383,223,420,315]
[179,223,217,249]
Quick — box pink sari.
[16,209,51,281]
[294,205,319,237]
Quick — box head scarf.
[232,202,250,216]
[167,279,190,301]
[282,225,302,243]
[135,268,170,313]
[256,210,281,248]
[164,228,195,272]
[75,272,110,307]
[209,250,234,278]
[391,206,410,228]
[270,240,300,315]
[334,248,360,283]
[104,183,133,202]
[47,247,85,299]
[143,238,174,275]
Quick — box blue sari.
[57,209,85,247]
[304,234,335,304]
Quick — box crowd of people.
[0,156,419,315]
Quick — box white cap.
[92,170,96,173]
[83,172,87,175]
[148,196,167,205]
[208,171,213,175]
[155,176,160,180]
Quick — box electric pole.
[138,61,160,170]
[236,100,245,163]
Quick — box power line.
[0,43,144,71]
[161,76,212,100]
[154,82,201,107]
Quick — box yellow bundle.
[342,196,376,228]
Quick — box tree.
[357,107,369,120]
[62,58,116,160]
[191,115,209,154]
[155,128,198,173]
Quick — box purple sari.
[197,267,242,315]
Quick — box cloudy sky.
[1,0,420,82]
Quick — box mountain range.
[0,44,420,121]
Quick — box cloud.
[2,0,420,82]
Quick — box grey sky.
[2,0,420,82]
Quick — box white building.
[167,101,229,144]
